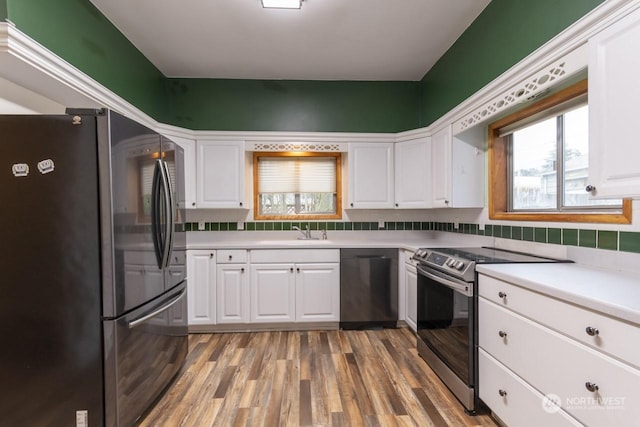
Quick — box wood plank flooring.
[139,328,498,427]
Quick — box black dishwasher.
[340,248,398,329]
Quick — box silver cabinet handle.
[585,382,599,392]
[585,326,599,336]
[498,389,507,397]
[498,291,507,299]
[498,330,508,338]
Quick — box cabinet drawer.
[250,249,339,263]
[479,274,640,369]
[217,249,247,264]
[479,298,640,427]
[479,349,582,427]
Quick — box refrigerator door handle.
[159,160,174,269]
[151,160,164,269]
[127,288,186,328]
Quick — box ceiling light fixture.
[261,0,302,9]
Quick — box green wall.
[4,0,605,132]
[166,79,420,132]
[419,0,605,127]
[5,0,168,120]
[0,1,7,21]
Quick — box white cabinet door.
[431,125,485,208]
[216,264,249,324]
[395,137,432,208]
[167,134,197,209]
[589,7,640,199]
[250,264,296,323]
[431,126,452,207]
[186,250,216,325]
[196,140,245,208]
[348,142,394,209]
[404,263,418,332]
[296,263,340,322]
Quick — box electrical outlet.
[454,217,460,230]
[378,220,385,229]
[237,221,244,230]
[198,221,206,231]
[478,221,485,231]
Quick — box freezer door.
[103,282,188,427]
[0,114,104,426]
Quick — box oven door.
[417,265,475,402]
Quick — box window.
[489,80,631,223]
[253,152,342,220]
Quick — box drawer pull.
[498,389,507,397]
[585,326,599,336]
[585,382,599,392]
[228,255,233,261]
[498,291,507,299]
[241,267,245,273]
[498,330,508,338]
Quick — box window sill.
[489,200,632,224]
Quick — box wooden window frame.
[253,151,342,220]
[488,79,631,224]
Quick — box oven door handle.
[417,265,473,296]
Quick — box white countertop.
[186,230,493,251]
[476,263,640,325]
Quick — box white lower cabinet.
[296,263,340,322]
[216,250,249,324]
[216,264,249,324]
[404,260,418,332]
[250,264,296,323]
[186,250,216,325]
[250,249,340,324]
[478,274,640,427]
[479,349,582,427]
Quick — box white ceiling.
[89,0,490,81]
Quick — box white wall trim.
[427,0,640,135]
[2,0,640,144]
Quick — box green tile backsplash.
[186,221,640,255]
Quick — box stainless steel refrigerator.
[0,109,188,427]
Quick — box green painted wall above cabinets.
[3,0,605,132]
[4,0,168,121]
[418,0,605,127]
[165,79,420,132]
[0,1,8,21]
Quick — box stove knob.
[455,261,465,270]
[446,259,455,267]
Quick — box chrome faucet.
[292,225,318,240]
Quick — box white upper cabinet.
[431,125,485,208]
[394,137,432,208]
[431,126,453,207]
[588,7,640,199]
[196,140,245,208]
[348,142,394,209]
[166,134,197,209]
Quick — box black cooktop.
[428,247,565,264]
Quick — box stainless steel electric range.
[411,246,570,413]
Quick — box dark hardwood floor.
[139,328,498,426]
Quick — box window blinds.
[258,157,336,193]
